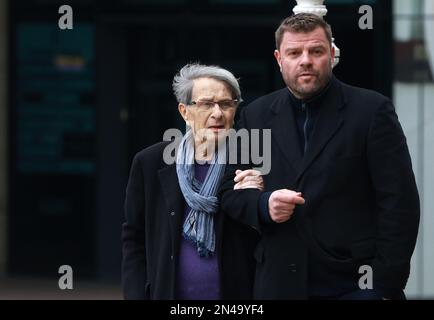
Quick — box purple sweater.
[175,164,221,300]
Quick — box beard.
[284,63,332,100]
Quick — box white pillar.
[293,0,328,17]
[292,0,340,67]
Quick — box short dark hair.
[275,13,333,50]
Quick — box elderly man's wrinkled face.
[274,27,334,100]
[178,77,237,151]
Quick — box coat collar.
[267,76,347,183]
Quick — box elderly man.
[122,63,262,299]
[220,13,420,300]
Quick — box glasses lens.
[202,101,215,109]
[194,99,236,110]
[219,100,235,109]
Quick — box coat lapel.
[158,164,185,257]
[296,78,346,183]
[266,89,303,174]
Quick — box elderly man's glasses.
[188,99,238,111]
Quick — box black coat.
[219,76,420,299]
[122,141,258,299]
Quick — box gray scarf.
[176,129,227,257]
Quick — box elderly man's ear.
[178,103,189,125]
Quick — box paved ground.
[0,276,123,300]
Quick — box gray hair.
[172,63,242,105]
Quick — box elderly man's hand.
[268,189,305,223]
[233,169,264,191]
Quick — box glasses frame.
[187,98,239,111]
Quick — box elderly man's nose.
[211,104,223,117]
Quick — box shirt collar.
[287,76,333,109]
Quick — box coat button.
[170,211,175,216]
[289,263,297,272]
